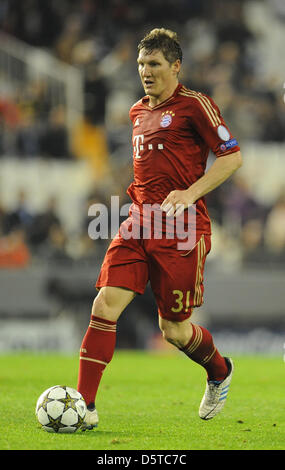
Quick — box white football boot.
[199,357,234,420]
[81,407,99,430]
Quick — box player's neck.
[148,81,179,108]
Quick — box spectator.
[5,189,34,237]
[0,200,10,236]
[40,106,70,159]
[42,223,72,264]
[0,228,30,268]
[29,195,62,249]
[15,108,41,157]
[71,115,110,180]
[223,175,266,227]
[240,218,268,265]
[82,63,108,126]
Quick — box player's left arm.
[161,92,242,217]
[161,151,242,216]
[161,150,242,217]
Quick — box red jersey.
[127,83,240,235]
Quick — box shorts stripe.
[193,235,206,306]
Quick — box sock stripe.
[79,356,108,366]
[180,324,228,381]
[92,315,117,326]
[200,346,216,365]
[77,315,117,406]
[89,319,117,332]
[184,325,203,355]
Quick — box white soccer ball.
[35,385,87,433]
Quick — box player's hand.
[160,189,195,217]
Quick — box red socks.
[77,315,117,406]
[77,316,227,406]
[181,323,228,381]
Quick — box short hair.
[138,28,183,64]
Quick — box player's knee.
[162,330,180,348]
[160,325,182,348]
[91,287,126,322]
[91,290,114,320]
[91,286,136,323]
[160,320,193,349]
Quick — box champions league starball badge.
[217,125,230,141]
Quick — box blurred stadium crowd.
[0,0,285,269]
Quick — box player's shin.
[77,315,117,407]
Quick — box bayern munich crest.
[160,110,175,127]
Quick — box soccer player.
[77,28,242,428]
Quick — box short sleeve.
[188,92,240,157]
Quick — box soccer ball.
[35,385,87,433]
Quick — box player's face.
[137,49,180,105]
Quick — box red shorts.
[96,230,211,322]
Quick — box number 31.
[171,290,191,313]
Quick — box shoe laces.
[205,381,221,400]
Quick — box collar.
[141,83,183,110]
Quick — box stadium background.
[0,0,284,355]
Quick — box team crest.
[160,110,175,128]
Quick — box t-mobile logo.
[133,134,164,158]
[133,134,144,159]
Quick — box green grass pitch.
[0,351,284,450]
